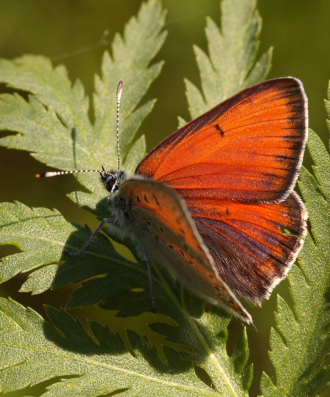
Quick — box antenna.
[36,81,124,178]
[116,80,123,170]
[36,169,102,178]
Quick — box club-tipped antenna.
[116,80,123,170]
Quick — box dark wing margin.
[189,192,307,303]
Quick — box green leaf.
[0,298,212,396]
[0,201,73,288]
[0,0,167,209]
[260,128,330,393]
[0,200,251,395]
[0,1,260,395]
[0,297,250,396]
[0,201,138,296]
[185,0,272,119]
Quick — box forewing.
[136,78,308,202]
[119,178,252,322]
[188,192,307,303]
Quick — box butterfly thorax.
[101,169,149,235]
[100,169,133,243]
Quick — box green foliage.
[0,0,329,396]
[0,0,167,208]
[185,0,272,119]
[0,298,210,396]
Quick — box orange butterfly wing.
[136,78,307,203]
[119,178,252,322]
[135,77,308,302]
[188,192,307,302]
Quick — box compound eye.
[100,172,116,192]
[105,176,116,192]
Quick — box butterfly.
[38,77,308,323]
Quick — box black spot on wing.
[263,172,279,180]
[261,172,279,187]
[276,155,294,163]
[152,194,161,207]
[215,124,225,137]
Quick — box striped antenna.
[36,81,124,178]
[116,80,123,170]
[36,169,102,178]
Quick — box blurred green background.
[0,0,329,396]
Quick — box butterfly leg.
[142,248,157,313]
[65,218,112,256]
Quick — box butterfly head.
[100,168,127,193]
